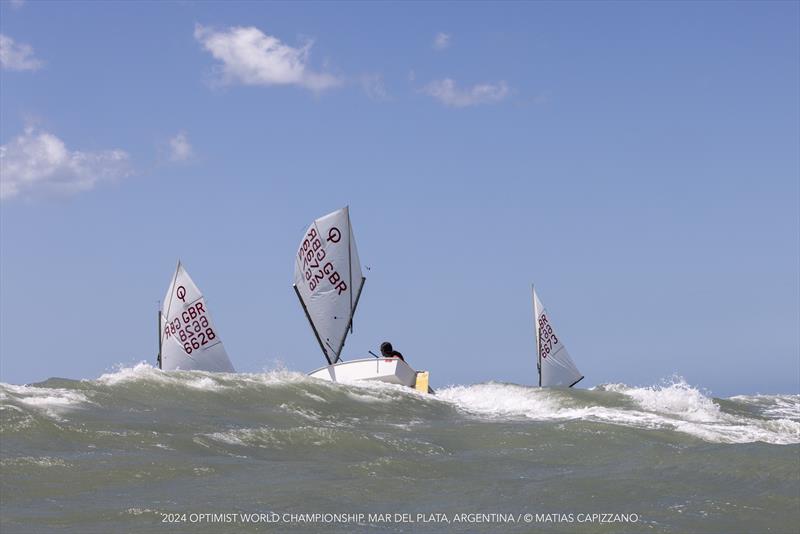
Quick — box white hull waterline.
[308,357,430,391]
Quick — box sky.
[1,1,798,397]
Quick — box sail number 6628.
[183,328,216,354]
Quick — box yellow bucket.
[415,371,430,393]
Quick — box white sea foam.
[729,394,800,420]
[204,430,248,447]
[298,390,326,402]
[186,376,222,390]
[0,383,91,419]
[94,361,309,391]
[13,364,798,446]
[202,426,340,449]
[279,403,322,422]
[437,383,564,418]
[671,417,800,445]
[0,456,71,468]
[95,362,164,386]
[96,361,235,389]
[436,379,800,445]
[92,363,416,403]
[219,368,311,388]
[125,508,157,516]
[602,379,722,423]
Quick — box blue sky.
[1,1,798,396]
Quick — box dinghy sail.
[158,261,235,372]
[533,286,583,387]
[293,207,365,365]
[295,208,431,392]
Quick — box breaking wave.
[438,379,799,445]
[1,364,798,445]
[2,364,798,534]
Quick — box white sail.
[293,207,365,364]
[159,261,235,372]
[533,287,583,387]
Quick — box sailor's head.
[380,342,393,356]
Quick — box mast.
[159,261,181,370]
[334,276,366,363]
[347,206,353,335]
[159,262,236,373]
[338,206,360,364]
[157,308,163,369]
[293,207,365,368]
[533,285,541,387]
[533,286,584,388]
[293,284,333,365]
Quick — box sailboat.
[157,261,236,372]
[293,207,430,391]
[533,286,583,387]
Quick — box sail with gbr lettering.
[158,261,235,372]
[293,207,365,365]
[533,286,583,387]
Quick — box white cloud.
[421,78,510,108]
[194,24,341,92]
[433,32,451,51]
[0,34,43,71]
[168,131,193,161]
[0,128,130,200]
[360,74,389,101]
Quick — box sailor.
[380,341,405,362]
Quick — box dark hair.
[380,342,393,355]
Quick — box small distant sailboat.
[293,207,430,391]
[533,286,583,387]
[157,261,235,372]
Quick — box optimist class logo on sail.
[297,226,349,295]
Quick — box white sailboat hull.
[308,357,418,387]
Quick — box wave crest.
[2,367,797,445]
[436,378,799,445]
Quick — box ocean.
[1,364,798,533]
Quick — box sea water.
[1,364,798,533]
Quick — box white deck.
[307,357,418,387]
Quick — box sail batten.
[293,207,364,364]
[533,287,583,387]
[159,261,235,372]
